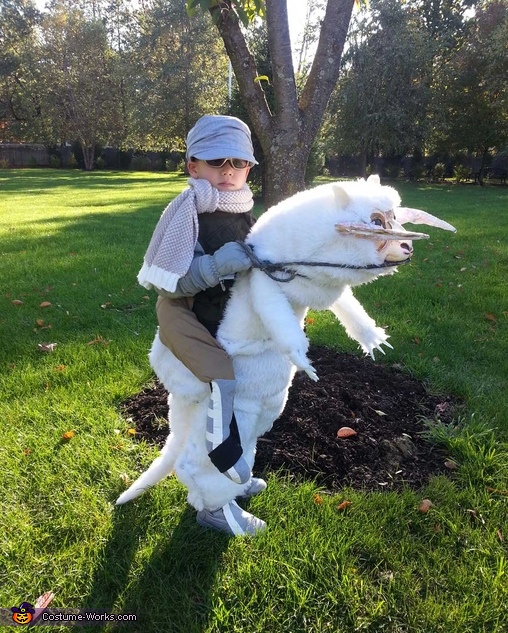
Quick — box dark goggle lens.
[205,158,252,169]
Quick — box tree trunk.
[359,150,367,179]
[213,0,355,208]
[477,148,489,186]
[81,141,95,171]
[263,145,309,208]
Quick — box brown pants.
[156,296,234,383]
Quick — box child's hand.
[212,242,253,277]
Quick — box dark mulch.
[120,345,458,492]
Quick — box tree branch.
[212,1,273,146]
[264,0,299,127]
[299,0,355,144]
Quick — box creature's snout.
[335,204,455,266]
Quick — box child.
[138,115,266,535]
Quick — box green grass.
[1,170,507,632]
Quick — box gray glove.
[156,242,253,299]
[211,241,253,277]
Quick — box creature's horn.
[335,224,429,241]
[396,207,457,233]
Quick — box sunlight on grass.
[1,170,507,632]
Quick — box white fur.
[116,176,454,511]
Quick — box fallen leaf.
[374,410,387,417]
[337,426,357,438]
[101,302,113,309]
[444,460,458,470]
[497,530,503,542]
[412,337,421,345]
[126,428,137,436]
[36,318,45,327]
[23,448,33,456]
[418,499,433,513]
[12,299,24,305]
[34,591,55,610]
[119,472,131,485]
[61,430,75,441]
[466,509,485,525]
[39,301,52,308]
[484,313,496,323]
[54,365,67,371]
[313,493,323,505]
[38,342,57,353]
[487,486,508,496]
[87,335,111,346]
[337,500,352,511]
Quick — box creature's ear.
[332,184,350,210]
[367,174,381,186]
[396,207,457,232]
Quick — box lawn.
[1,169,507,632]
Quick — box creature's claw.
[288,350,319,381]
[361,328,393,360]
[304,364,319,382]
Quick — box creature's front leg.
[329,286,393,359]
[249,270,318,381]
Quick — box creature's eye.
[370,212,386,228]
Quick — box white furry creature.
[116,175,455,530]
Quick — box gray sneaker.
[196,500,266,536]
[237,477,267,500]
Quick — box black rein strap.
[236,241,410,283]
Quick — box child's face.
[188,158,251,192]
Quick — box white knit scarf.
[138,178,254,292]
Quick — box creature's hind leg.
[116,331,209,505]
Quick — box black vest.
[192,210,255,336]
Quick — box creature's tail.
[115,441,176,505]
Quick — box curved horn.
[396,207,457,233]
[335,223,429,241]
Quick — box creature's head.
[248,174,456,285]
[333,175,456,269]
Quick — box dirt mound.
[120,345,457,491]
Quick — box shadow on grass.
[0,169,187,193]
[83,500,230,633]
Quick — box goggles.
[202,157,254,170]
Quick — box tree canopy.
[1,0,506,194]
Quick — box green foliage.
[48,155,60,168]
[326,0,435,160]
[186,0,265,27]
[127,0,229,151]
[453,164,471,183]
[432,162,446,181]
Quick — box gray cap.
[186,114,258,164]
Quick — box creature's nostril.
[401,242,413,253]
